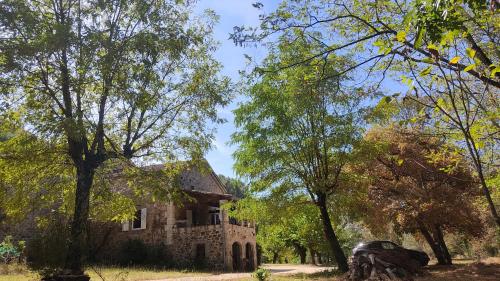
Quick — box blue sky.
[194,0,281,177]
[194,1,405,178]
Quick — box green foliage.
[0,236,24,264]
[232,34,365,196]
[25,217,69,277]
[118,239,148,266]
[0,116,138,224]
[253,268,271,281]
[118,239,170,267]
[218,174,247,198]
[0,0,230,271]
[413,0,492,43]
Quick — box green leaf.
[396,31,406,43]
[414,27,425,49]
[420,66,433,76]
[466,48,476,59]
[436,98,447,109]
[422,57,434,63]
[427,44,438,51]
[463,64,476,72]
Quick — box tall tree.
[232,35,366,272]
[218,174,247,198]
[363,126,484,265]
[231,0,500,226]
[228,193,330,265]
[0,0,229,278]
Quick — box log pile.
[346,250,422,281]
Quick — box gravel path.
[148,264,335,281]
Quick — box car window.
[367,242,380,249]
[381,242,396,250]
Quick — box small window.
[210,213,220,225]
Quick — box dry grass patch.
[0,265,213,281]
[87,266,213,281]
[416,259,500,281]
[0,264,38,281]
[238,269,341,281]
[238,259,500,281]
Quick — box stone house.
[104,163,257,272]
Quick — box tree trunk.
[256,244,262,266]
[293,243,307,264]
[309,248,316,265]
[477,170,500,228]
[462,130,500,228]
[434,225,452,265]
[419,225,449,265]
[316,193,349,272]
[317,253,322,264]
[272,252,279,264]
[64,164,95,275]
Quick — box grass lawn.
[1,258,499,281]
[0,265,212,281]
[86,267,213,281]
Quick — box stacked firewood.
[346,250,422,281]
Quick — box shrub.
[0,235,24,264]
[119,239,148,266]
[118,239,170,267]
[25,217,69,277]
[253,268,271,281]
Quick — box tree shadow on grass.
[419,262,500,281]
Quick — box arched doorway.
[245,243,255,271]
[232,242,242,271]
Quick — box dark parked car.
[352,240,430,266]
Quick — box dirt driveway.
[148,264,335,281]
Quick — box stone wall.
[93,200,257,272]
[170,225,225,270]
[96,202,169,263]
[223,223,257,271]
[180,167,226,194]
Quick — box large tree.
[232,35,366,272]
[228,193,330,265]
[232,0,500,227]
[363,126,484,265]
[0,0,229,278]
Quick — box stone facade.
[170,225,225,270]
[101,164,257,272]
[224,220,257,271]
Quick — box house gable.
[180,165,228,195]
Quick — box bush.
[253,268,271,281]
[25,218,69,277]
[118,239,170,267]
[118,239,148,265]
[0,235,24,263]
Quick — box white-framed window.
[121,208,147,231]
[132,208,147,230]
